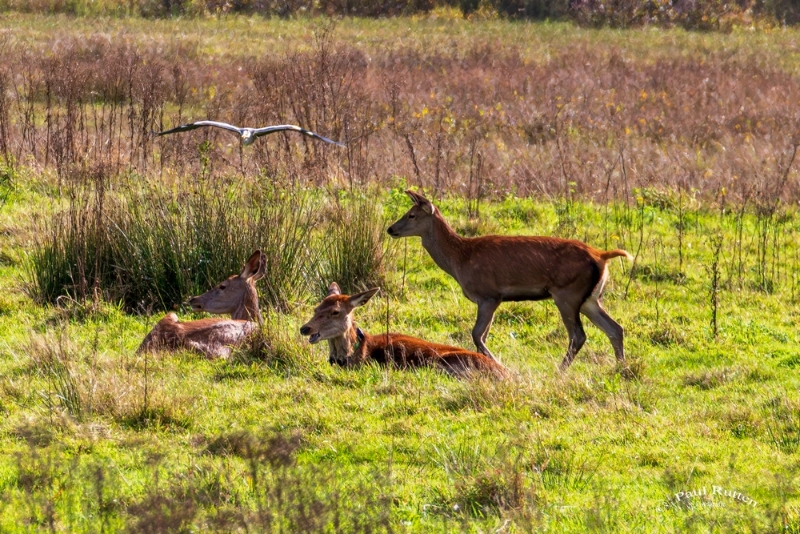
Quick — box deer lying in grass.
[387,190,632,370]
[137,250,266,358]
[300,283,508,379]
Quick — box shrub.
[28,168,317,313]
[459,0,570,19]
[569,0,786,29]
[313,191,389,297]
[318,0,434,16]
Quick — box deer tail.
[601,249,633,261]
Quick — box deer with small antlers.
[387,190,632,370]
[137,250,266,358]
[300,283,508,379]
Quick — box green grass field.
[1,11,799,533]
[2,169,799,531]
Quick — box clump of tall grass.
[231,314,316,373]
[26,328,195,428]
[763,396,800,454]
[28,334,84,420]
[313,191,389,297]
[28,167,316,313]
[682,367,735,390]
[439,374,522,413]
[430,438,542,522]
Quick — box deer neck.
[421,211,464,279]
[327,323,365,364]
[231,285,261,322]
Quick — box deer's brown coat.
[137,250,265,358]
[300,284,508,379]
[387,190,631,369]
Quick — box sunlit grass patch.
[0,14,799,530]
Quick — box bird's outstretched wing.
[251,124,345,147]
[155,120,244,137]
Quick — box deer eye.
[331,310,340,316]
[408,214,416,219]
[219,285,227,290]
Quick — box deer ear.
[405,189,421,205]
[348,287,380,308]
[327,282,342,296]
[253,251,267,281]
[405,190,435,214]
[241,250,263,279]
[419,197,435,215]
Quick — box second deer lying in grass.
[387,190,632,370]
[137,250,266,358]
[300,283,508,379]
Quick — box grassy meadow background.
[0,9,799,532]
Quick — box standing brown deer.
[137,250,266,358]
[300,283,508,379]
[387,190,632,370]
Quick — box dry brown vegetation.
[1,20,799,205]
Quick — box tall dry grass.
[1,27,798,203]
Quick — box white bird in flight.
[155,120,344,147]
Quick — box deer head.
[188,250,266,321]
[387,189,437,238]
[299,283,379,344]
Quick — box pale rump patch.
[591,265,610,301]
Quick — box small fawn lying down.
[387,190,632,370]
[300,283,508,379]
[137,250,266,358]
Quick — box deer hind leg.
[472,299,500,360]
[553,295,586,371]
[581,297,625,362]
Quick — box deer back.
[357,332,508,379]
[137,313,256,358]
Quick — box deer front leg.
[472,299,500,360]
